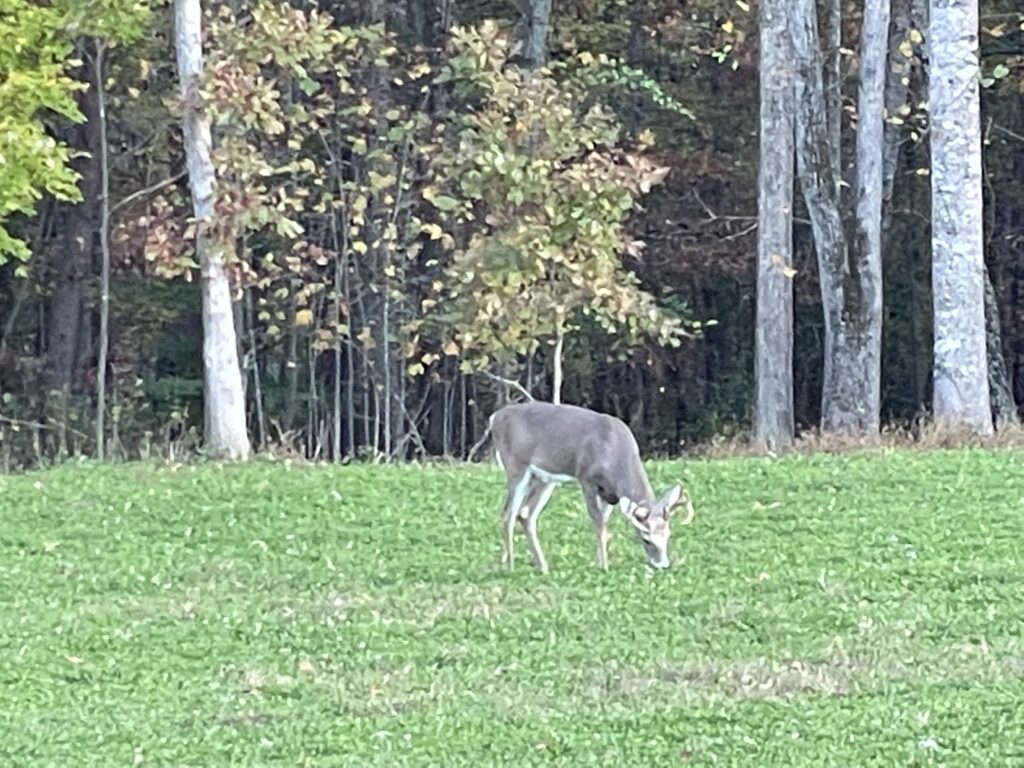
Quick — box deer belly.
[529,465,574,485]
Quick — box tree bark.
[95,41,111,461]
[983,264,1017,426]
[883,0,915,210]
[791,0,886,437]
[753,0,795,452]
[46,67,100,401]
[927,0,991,434]
[820,0,842,175]
[283,303,299,433]
[174,0,250,459]
[523,0,552,69]
[552,329,564,405]
[849,0,890,434]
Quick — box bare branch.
[0,414,90,440]
[992,124,1024,144]
[466,423,493,462]
[110,171,187,215]
[480,370,535,401]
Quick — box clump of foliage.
[417,21,689,376]
[0,2,82,265]
[0,0,152,267]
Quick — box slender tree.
[95,40,110,460]
[46,70,99,423]
[850,0,891,434]
[523,0,552,69]
[927,0,991,434]
[753,0,795,452]
[173,0,250,459]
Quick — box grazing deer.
[489,401,694,572]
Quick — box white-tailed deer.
[489,401,694,572]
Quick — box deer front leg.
[519,481,556,574]
[584,488,613,570]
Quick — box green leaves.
[429,195,460,212]
[418,24,687,371]
[0,1,85,263]
[61,0,152,46]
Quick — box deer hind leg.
[584,486,614,570]
[500,468,532,570]
[518,480,556,573]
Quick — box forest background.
[1,0,1022,469]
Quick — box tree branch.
[480,370,535,401]
[110,171,187,215]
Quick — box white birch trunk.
[927,0,992,434]
[753,0,795,452]
[174,0,251,459]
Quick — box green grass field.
[2,449,1023,766]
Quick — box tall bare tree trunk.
[927,0,991,434]
[849,0,891,435]
[47,64,100,414]
[754,0,795,452]
[283,304,299,433]
[523,0,552,69]
[552,329,564,405]
[174,0,250,459]
[882,0,925,214]
[95,41,111,461]
[244,287,267,450]
[983,265,1017,426]
[821,0,842,175]
[791,0,887,437]
[332,247,343,463]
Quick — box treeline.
[0,0,1022,470]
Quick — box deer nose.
[649,556,670,570]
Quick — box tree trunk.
[248,291,268,450]
[283,304,299,433]
[848,0,890,435]
[95,41,111,461]
[47,69,100,401]
[332,282,343,463]
[523,0,552,69]
[820,0,842,176]
[753,0,795,452]
[883,0,916,212]
[552,329,564,405]
[174,0,250,459]
[983,264,1017,426]
[791,0,885,436]
[927,0,991,434]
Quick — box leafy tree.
[420,22,687,403]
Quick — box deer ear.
[629,504,651,527]
[661,484,682,512]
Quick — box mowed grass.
[1,449,1023,766]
